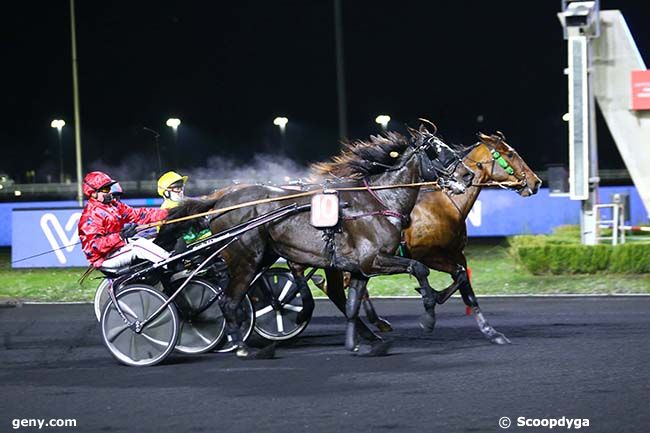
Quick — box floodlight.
[273,117,288,129]
[375,115,390,130]
[166,118,181,129]
[50,119,66,130]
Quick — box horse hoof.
[369,340,391,357]
[375,318,393,333]
[418,313,436,333]
[345,322,357,351]
[345,338,359,352]
[356,341,391,357]
[236,343,276,360]
[489,333,511,345]
[235,347,250,359]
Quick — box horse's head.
[408,123,474,194]
[467,132,541,196]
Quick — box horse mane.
[310,132,411,179]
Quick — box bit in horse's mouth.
[517,184,533,196]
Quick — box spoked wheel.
[168,278,226,354]
[94,279,111,322]
[95,279,164,322]
[214,294,255,353]
[101,285,179,367]
[249,268,312,341]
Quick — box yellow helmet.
[157,171,188,197]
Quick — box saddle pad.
[311,191,339,228]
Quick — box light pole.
[166,118,181,168]
[273,117,288,153]
[375,114,391,132]
[50,119,66,182]
[143,127,162,173]
[70,0,83,205]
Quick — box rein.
[141,180,442,230]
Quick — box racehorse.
[158,125,473,357]
[323,131,542,343]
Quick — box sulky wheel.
[95,279,164,322]
[250,268,311,341]
[214,294,255,353]
[94,279,111,322]
[101,285,179,367]
[169,278,226,354]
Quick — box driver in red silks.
[78,171,170,269]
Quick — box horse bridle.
[464,137,528,191]
[367,135,462,180]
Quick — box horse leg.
[219,294,245,356]
[285,263,315,325]
[435,265,465,305]
[361,287,393,332]
[370,254,438,332]
[323,269,382,343]
[457,270,511,345]
[345,277,366,351]
[220,263,276,359]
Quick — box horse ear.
[495,130,506,141]
[406,126,419,139]
[477,132,490,141]
[417,118,438,135]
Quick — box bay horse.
[322,132,542,344]
[158,125,473,357]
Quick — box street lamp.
[166,118,181,168]
[273,116,288,134]
[375,114,390,131]
[273,117,289,153]
[50,119,66,182]
[166,117,181,130]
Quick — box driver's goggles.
[97,186,112,193]
[167,186,184,193]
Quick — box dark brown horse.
[323,132,542,343]
[158,126,473,357]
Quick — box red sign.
[631,70,650,110]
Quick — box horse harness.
[341,178,410,226]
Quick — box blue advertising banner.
[9,199,162,268]
[466,186,646,236]
[8,187,649,268]
[12,208,86,268]
[1,198,161,247]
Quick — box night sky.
[3,1,649,183]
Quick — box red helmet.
[83,171,116,197]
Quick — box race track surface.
[1,297,648,433]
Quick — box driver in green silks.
[157,171,212,245]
